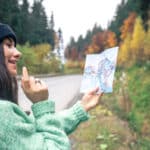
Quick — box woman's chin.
[9,70,17,77]
[7,65,18,77]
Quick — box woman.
[0,23,103,150]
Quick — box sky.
[29,0,122,46]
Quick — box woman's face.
[3,38,21,76]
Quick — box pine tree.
[47,12,55,50]
[144,23,150,60]
[18,0,30,44]
[0,0,20,34]
[29,0,48,45]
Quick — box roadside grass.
[69,99,135,150]
[69,62,150,150]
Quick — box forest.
[0,0,150,149]
[65,0,150,68]
[0,0,149,70]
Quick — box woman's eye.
[6,43,12,48]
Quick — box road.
[18,75,82,112]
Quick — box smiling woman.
[0,23,21,103]
[0,23,103,150]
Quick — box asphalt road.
[18,74,83,112]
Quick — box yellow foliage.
[32,43,52,61]
[131,17,146,49]
[65,60,81,69]
[87,44,99,54]
[119,34,132,65]
[119,16,149,65]
[79,60,85,70]
[130,17,146,61]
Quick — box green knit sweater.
[0,100,89,150]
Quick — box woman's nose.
[14,48,22,59]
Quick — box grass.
[69,63,150,150]
[69,103,135,150]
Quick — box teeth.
[9,60,16,64]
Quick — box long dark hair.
[0,42,18,104]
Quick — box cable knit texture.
[0,100,89,150]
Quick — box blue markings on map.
[80,47,119,93]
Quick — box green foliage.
[0,0,20,27]
[29,1,48,45]
[0,0,56,46]
[136,138,150,150]
[127,111,144,133]
[108,0,128,39]
[17,43,63,75]
[17,0,30,44]
[128,64,150,112]
[112,64,150,135]
[139,0,150,30]
[17,43,37,74]
[48,53,63,73]
[69,62,150,149]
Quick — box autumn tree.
[118,12,137,66]
[118,34,132,66]
[86,30,117,54]
[120,12,137,41]
[32,44,52,62]
[65,37,77,60]
[106,31,117,47]
[70,47,78,60]
[130,17,146,62]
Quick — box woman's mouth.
[8,59,17,65]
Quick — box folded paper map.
[80,47,119,93]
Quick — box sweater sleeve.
[32,100,89,135]
[0,100,89,149]
[31,100,72,149]
[55,101,90,134]
[0,100,71,150]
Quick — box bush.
[64,60,84,74]
[17,43,37,74]
[17,43,63,74]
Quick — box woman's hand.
[21,66,49,103]
[80,87,103,112]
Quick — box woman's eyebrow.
[8,38,14,43]
[6,38,14,45]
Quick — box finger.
[88,87,99,94]
[21,67,31,88]
[22,66,29,81]
[30,76,36,89]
